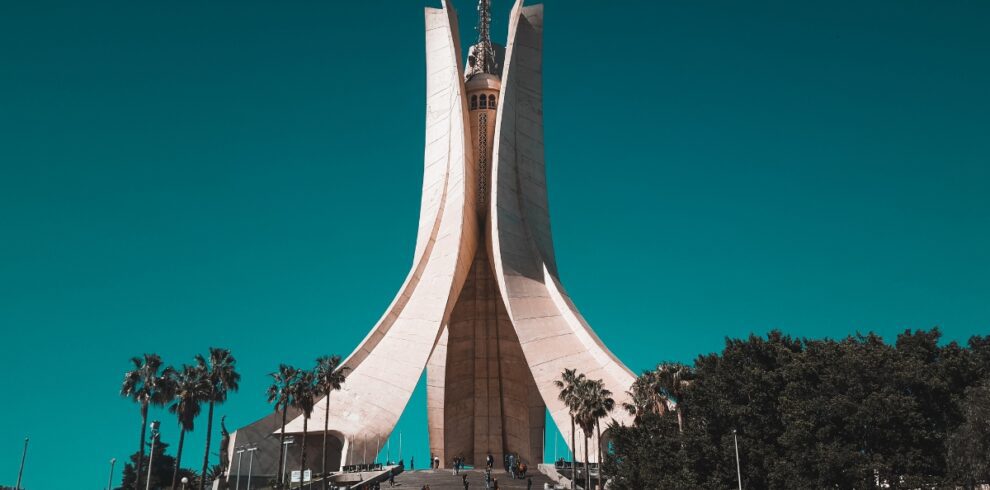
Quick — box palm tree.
[121,354,176,490]
[268,364,300,489]
[197,348,240,490]
[579,378,614,488]
[169,364,209,490]
[554,368,586,490]
[573,382,599,490]
[314,355,348,489]
[622,370,668,425]
[654,362,693,433]
[290,369,318,490]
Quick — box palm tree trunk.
[172,428,186,490]
[583,433,591,490]
[136,403,149,490]
[676,409,684,434]
[322,401,329,490]
[300,417,308,490]
[200,400,215,490]
[595,421,602,487]
[277,401,288,489]
[570,415,577,490]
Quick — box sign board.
[304,470,312,482]
[291,470,301,483]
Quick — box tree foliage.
[120,439,198,490]
[604,328,990,489]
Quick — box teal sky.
[2,0,989,488]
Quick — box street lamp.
[146,421,161,490]
[246,445,259,490]
[107,457,117,490]
[15,437,28,490]
[281,436,295,486]
[235,446,246,490]
[733,429,742,490]
[181,476,189,490]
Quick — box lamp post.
[733,429,742,490]
[235,446,246,490]
[107,457,117,490]
[246,445,258,490]
[15,437,28,490]
[145,421,161,490]
[181,476,189,490]
[281,436,295,487]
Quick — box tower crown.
[467,0,498,78]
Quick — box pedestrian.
[493,478,499,490]
[411,456,415,471]
[527,477,532,490]
[389,470,395,487]
[508,453,516,479]
[463,474,469,489]
[486,453,494,470]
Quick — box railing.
[554,461,598,471]
[341,463,384,473]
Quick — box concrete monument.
[227,0,635,480]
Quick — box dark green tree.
[604,329,988,489]
[121,354,176,490]
[578,378,614,489]
[267,364,300,488]
[554,368,586,490]
[196,348,240,490]
[290,369,318,490]
[314,355,347,489]
[947,383,990,488]
[120,439,198,490]
[168,364,209,490]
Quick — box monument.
[227,0,636,479]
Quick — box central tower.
[424,1,545,466]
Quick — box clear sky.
[1,0,988,488]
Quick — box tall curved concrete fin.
[229,2,477,474]
[489,1,637,459]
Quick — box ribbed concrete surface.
[392,469,555,489]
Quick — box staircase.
[389,469,557,489]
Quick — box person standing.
[411,456,415,471]
[463,474,469,489]
[486,453,494,470]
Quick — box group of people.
[452,455,467,475]
[503,452,528,479]
[396,452,532,490]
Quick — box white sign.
[291,470,301,483]
[304,470,312,482]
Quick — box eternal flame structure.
[228,0,636,479]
